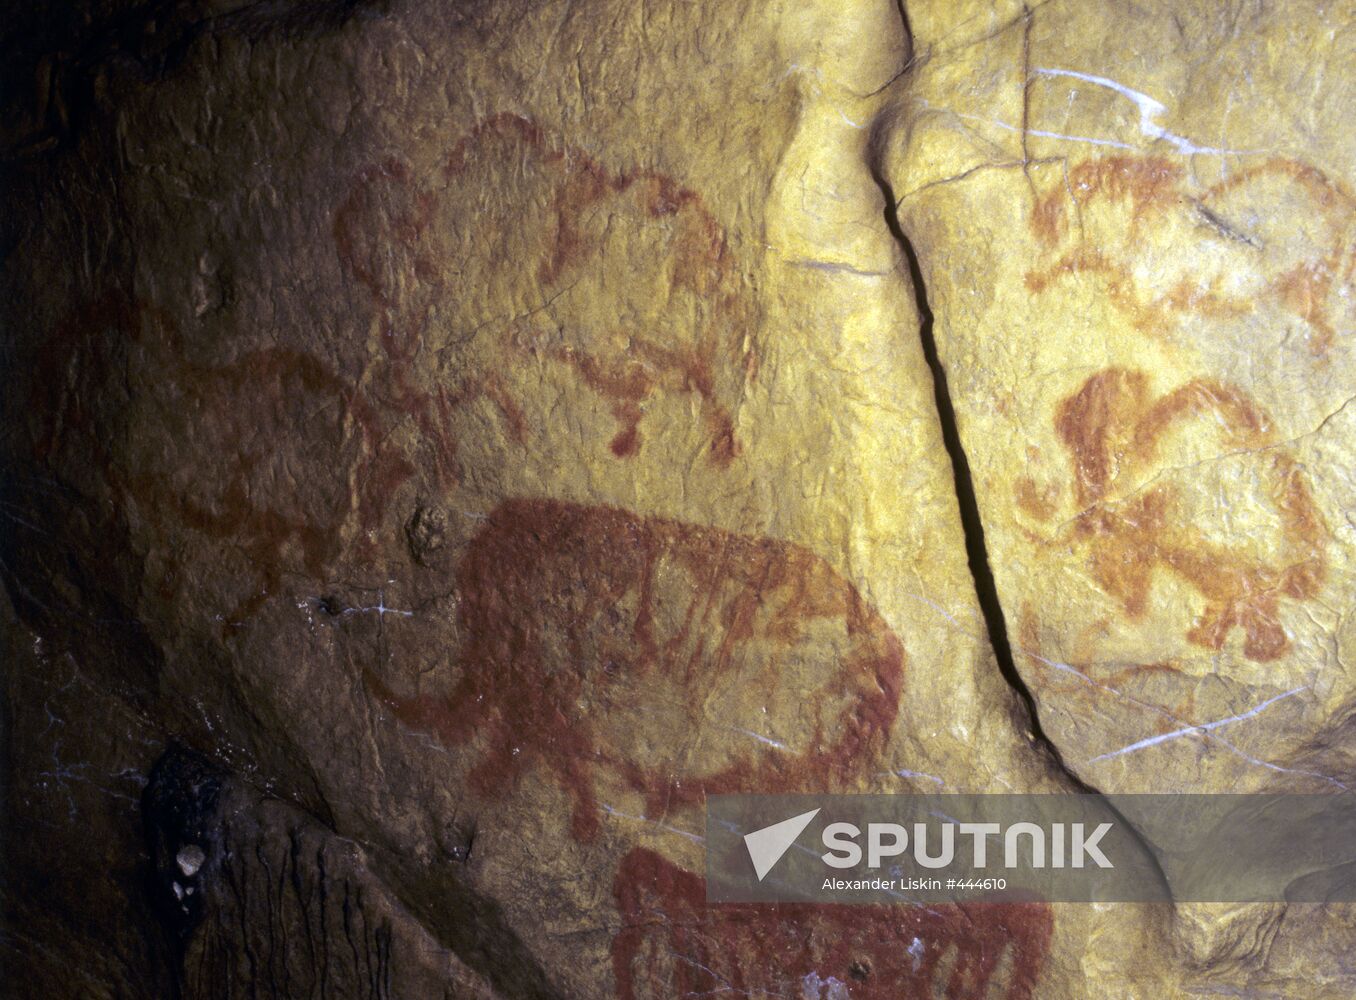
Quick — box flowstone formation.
[1,0,1351,996]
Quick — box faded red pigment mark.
[333,113,756,466]
[30,292,453,625]
[332,160,462,511]
[611,847,1053,1000]
[1044,368,1325,661]
[31,294,358,619]
[1016,604,1204,735]
[365,498,905,841]
[1027,156,1356,355]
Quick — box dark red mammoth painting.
[612,847,1053,999]
[366,498,906,840]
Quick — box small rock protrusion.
[405,502,448,565]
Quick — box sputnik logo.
[744,808,820,881]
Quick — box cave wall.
[2,0,1354,996]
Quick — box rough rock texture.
[0,0,1350,996]
[880,1,1356,990]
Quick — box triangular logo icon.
[744,808,820,881]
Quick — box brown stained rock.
[143,744,505,999]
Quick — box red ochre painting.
[366,498,906,841]
[334,113,757,469]
[1014,367,1326,662]
[611,846,1053,1000]
[1027,155,1355,357]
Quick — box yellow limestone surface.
[883,0,1356,992]
[1,0,1351,995]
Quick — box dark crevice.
[873,11,1175,910]
[871,168,1094,789]
[872,170,1175,898]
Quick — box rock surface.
[1,0,1351,996]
